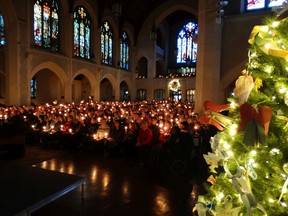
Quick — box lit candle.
[104,132,108,138]
[69,128,72,133]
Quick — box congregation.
[0,100,217,174]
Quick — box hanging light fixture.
[112,0,122,17]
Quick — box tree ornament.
[214,199,241,216]
[233,71,254,105]
[238,103,273,146]
[199,100,233,131]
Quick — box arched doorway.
[100,78,114,101]
[30,69,63,105]
[120,81,129,101]
[72,74,91,102]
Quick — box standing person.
[135,120,153,164]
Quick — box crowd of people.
[0,100,218,173]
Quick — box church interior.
[0,0,285,215]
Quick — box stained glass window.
[34,0,59,50]
[246,0,286,10]
[120,31,129,70]
[101,21,113,65]
[0,13,5,46]
[73,6,91,59]
[176,22,198,64]
[30,78,37,99]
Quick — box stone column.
[6,17,20,105]
[195,0,223,114]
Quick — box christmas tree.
[194,4,288,216]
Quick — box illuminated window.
[34,0,59,50]
[154,89,165,101]
[101,21,113,65]
[246,0,286,10]
[186,89,195,102]
[176,22,198,64]
[30,78,37,99]
[137,89,147,101]
[120,31,129,70]
[73,6,91,59]
[0,13,5,46]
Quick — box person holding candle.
[104,119,125,157]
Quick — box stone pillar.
[6,18,20,105]
[147,39,156,101]
[195,0,223,114]
[64,81,72,103]
[115,69,120,101]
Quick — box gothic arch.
[30,61,68,84]
[72,68,98,97]
[100,73,117,91]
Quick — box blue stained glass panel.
[120,31,129,70]
[101,21,113,65]
[73,6,91,59]
[0,13,5,46]
[176,22,198,64]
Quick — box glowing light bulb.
[279,88,286,94]
[265,66,273,73]
[281,202,288,207]
[227,151,234,157]
[272,21,280,27]
[265,43,271,49]
[248,158,255,164]
[223,143,231,150]
[270,148,280,155]
[229,124,237,136]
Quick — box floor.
[5,145,209,216]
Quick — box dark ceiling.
[96,0,198,40]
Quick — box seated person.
[105,119,125,156]
[135,120,153,163]
[95,118,110,140]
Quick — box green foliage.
[198,13,288,215]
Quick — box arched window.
[73,6,91,59]
[176,22,198,64]
[0,13,5,46]
[120,31,129,70]
[34,0,59,50]
[101,21,113,65]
